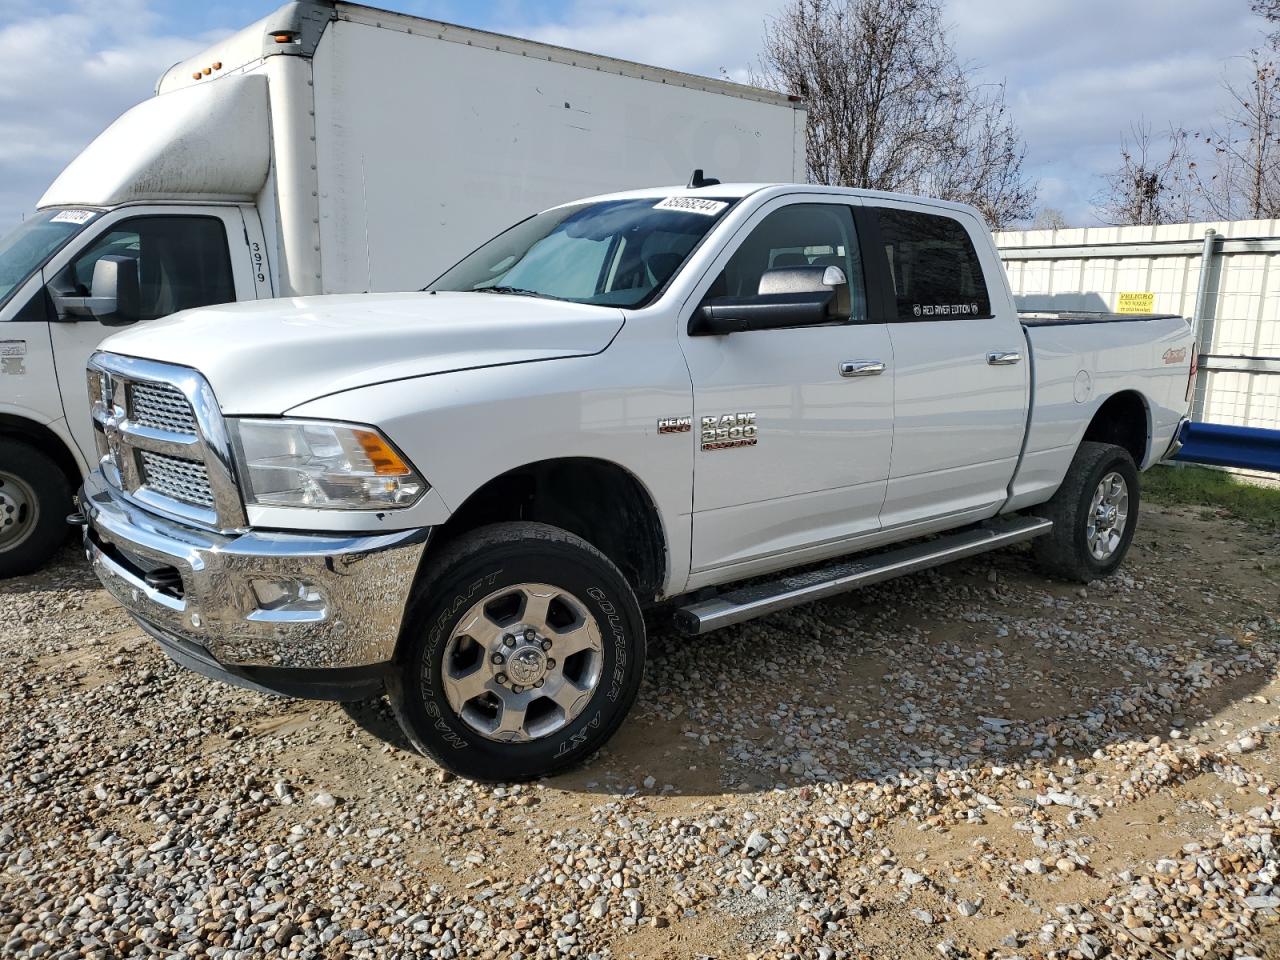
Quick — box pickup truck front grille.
[130,381,198,435]
[138,450,216,508]
[88,354,246,531]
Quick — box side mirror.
[89,255,141,325]
[689,263,851,336]
[757,264,851,319]
[52,255,141,325]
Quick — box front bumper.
[79,469,429,700]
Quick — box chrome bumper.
[80,470,428,691]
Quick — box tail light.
[1185,350,1198,403]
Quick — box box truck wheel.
[0,439,72,579]
[1033,441,1140,583]
[388,521,646,782]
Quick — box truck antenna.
[687,169,720,189]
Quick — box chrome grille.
[138,450,216,508]
[90,353,245,529]
[130,381,197,435]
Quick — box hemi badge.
[657,416,692,434]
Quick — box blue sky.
[0,0,1265,227]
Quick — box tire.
[0,439,72,579]
[388,521,646,782]
[1032,441,1140,583]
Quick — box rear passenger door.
[865,203,1029,529]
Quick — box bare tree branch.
[1095,122,1198,226]
[756,0,1036,228]
[1097,4,1280,225]
[1199,52,1280,219]
[1032,207,1069,230]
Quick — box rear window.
[875,208,992,321]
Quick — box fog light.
[250,578,327,619]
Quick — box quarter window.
[875,208,991,321]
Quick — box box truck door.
[40,206,259,464]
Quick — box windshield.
[0,209,98,311]
[429,196,737,308]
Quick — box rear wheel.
[0,440,72,579]
[1033,441,1140,583]
[388,521,646,782]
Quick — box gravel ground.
[1,503,1278,959]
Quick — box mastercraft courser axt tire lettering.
[388,521,646,781]
[1032,441,1141,583]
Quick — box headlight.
[229,419,426,510]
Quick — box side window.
[711,203,867,322]
[875,208,992,321]
[49,216,235,323]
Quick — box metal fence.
[995,218,1280,433]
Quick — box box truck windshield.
[0,210,99,308]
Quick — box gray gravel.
[1,504,1278,958]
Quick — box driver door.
[41,207,258,464]
[679,196,894,581]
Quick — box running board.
[673,516,1053,636]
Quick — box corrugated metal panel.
[996,219,1280,432]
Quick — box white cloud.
[0,1,220,224]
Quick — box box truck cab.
[0,0,805,577]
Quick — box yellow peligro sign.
[1117,291,1155,314]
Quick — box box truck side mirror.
[53,255,141,325]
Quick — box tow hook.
[66,510,88,528]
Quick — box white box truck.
[0,0,805,576]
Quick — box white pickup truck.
[78,181,1194,780]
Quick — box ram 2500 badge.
[77,181,1193,781]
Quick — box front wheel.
[388,521,646,782]
[1033,441,1140,583]
[0,439,72,579]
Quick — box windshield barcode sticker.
[654,197,728,216]
[50,209,96,225]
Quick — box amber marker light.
[353,430,412,476]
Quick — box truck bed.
[1019,311,1183,328]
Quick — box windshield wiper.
[473,285,565,301]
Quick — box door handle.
[987,351,1022,365]
[840,360,885,378]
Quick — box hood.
[100,292,625,414]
